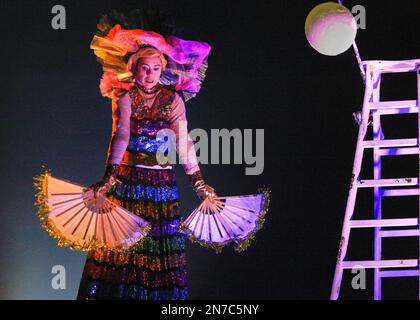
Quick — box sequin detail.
[83,281,188,300]
[131,119,170,136]
[112,183,179,202]
[77,165,188,300]
[116,164,176,187]
[127,134,170,153]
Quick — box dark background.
[0,0,419,299]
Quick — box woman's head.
[128,46,167,89]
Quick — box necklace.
[136,81,161,94]
[132,86,159,118]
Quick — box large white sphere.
[305,2,357,56]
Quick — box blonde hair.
[127,46,167,75]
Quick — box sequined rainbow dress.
[76,83,200,300]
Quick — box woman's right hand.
[89,180,109,198]
[88,164,120,198]
[88,178,112,198]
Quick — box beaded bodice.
[120,84,176,167]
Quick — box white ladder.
[331,59,420,300]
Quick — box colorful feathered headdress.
[90,8,211,101]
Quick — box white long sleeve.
[168,93,200,175]
[105,92,132,165]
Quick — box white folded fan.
[178,188,270,253]
[33,169,151,251]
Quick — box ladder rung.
[369,100,418,111]
[350,218,418,228]
[363,59,420,73]
[362,139,418,148]
[373,107,418,115]
[382,189,420,197]
[377,147,419,156]
[379,229,420,237]
[356,178,418,188]
[342,260,418,269]
[379,270,420,278]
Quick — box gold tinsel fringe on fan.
[234,186,271,253]
[179,186,271,254]
[33,167,151,253]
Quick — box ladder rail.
[372,89,383,300]
[417,63,420,300]
[330,64,376,300]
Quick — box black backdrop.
[1,0,419,299]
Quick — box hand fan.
[178,188,270,253]
[33,168,151,252]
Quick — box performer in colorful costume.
[76,15,215,300]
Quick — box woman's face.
[135,56,163,89]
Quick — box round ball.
[305,2,357,56]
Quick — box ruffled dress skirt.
[76,164,188,300]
